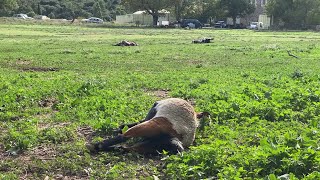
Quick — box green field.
[0,22,320,179]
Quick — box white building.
[245,0,271,29]
[116,10,175,26]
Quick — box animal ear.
[197,112,211,131]
[123,117,180,139]
[196,112,211,119]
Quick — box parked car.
[214,21,226,28]
[249,22,264,30]
[82,17,104,24]
[13,14,33,20]
[249,22,259,29]
[180,19,203,28]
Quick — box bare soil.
[21,67,59,72]
[38,97,58,108]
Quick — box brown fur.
[88,98,208,154]
[153,98,197,147]
[123,117,181,139]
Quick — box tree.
[84,0,122,21]
[172,0,191,21]
[104,0,123,21]
[0,0,123,20]
[122,0,173,26]
[93,0,104,18]
[177,0,208,22]
[61,0,86,22]
[266,0,320,29]
[0,0,18,15]
[15,0,37,16]
[200,0,223,22]
[183,0,223,23]
[307,4,320,25]
[220,0,255,25]
[37,3,41,15]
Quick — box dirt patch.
[44,175,89,180]
[145,89,170,98]
[37,122,71,131]
[0,126,8,159]
[0,144,58,167]
[16,58,32,65]
[153,90,170,98]
[35,111,57,121]
[21,144,58,162]
[77,126,95,142]
[21,67,59,72]
[186,60,203,65]
[0,144,6,160]
[38,97,58,108]
[17,144,89,180]
[36,97,59,120]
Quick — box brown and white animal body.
[88,98,209,154]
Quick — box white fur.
[153,98,197,148]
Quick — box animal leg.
[169,137,184,153]
[87,135,129,153]
[143,102,158,121]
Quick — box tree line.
[0,0,124,21]
[1,0,320,29]
[266,0,320,29]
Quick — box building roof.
[133,9,170,15]
[133,11,145,15]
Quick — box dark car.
[214,21,227,28]
[181,19,203,28]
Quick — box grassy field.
[0,21,320,179]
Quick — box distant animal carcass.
[192,38,214,44]
[114,40,138,46]
[87,98,210,154]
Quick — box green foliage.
[93,0,104,19]
[0,0,123,20]
[0,172,18,180]
[166,121,320,179]
[177,0,222,23]
[0,0,18,15]
[0,23,320,179]
[220,0,255,20]
[266,0,320,29]
[3,119,39,152]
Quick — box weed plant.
[0,21,319,179]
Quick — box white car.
[82,17,103,24]
[13,14,33,20]
[249,22,263,30]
